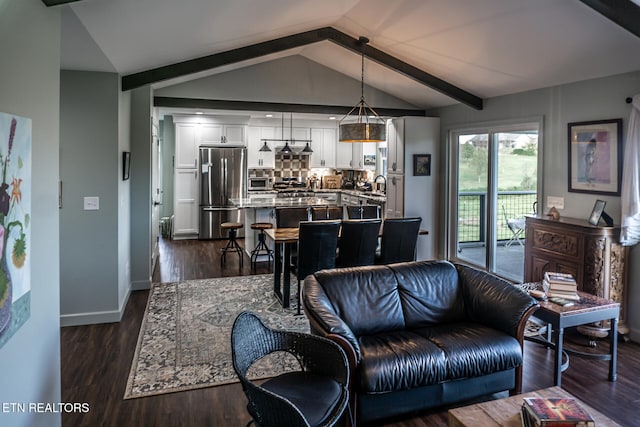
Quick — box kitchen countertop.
[247,189,387,203]
[230,197,334,208]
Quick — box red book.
[523,397,595,427]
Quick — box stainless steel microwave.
[248,177,273,190]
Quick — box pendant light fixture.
[278,113,292,154]
[339,36,386,143]
[301,142,313,153]
[258,141,272,152]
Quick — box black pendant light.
[301,142,313,153]
[258,141,271,152]
[339,36,386,143]
[279,142,292,154]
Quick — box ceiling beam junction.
[122,27,483,110]
[579,0,640,39]
[41,0,83,6]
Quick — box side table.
[525,289,619,387]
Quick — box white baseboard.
[60,285,132,327]
[131,279,151,291]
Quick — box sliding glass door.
[449,121,540,282]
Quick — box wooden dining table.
[264,226,429,309]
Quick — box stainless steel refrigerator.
[199,146,247,239]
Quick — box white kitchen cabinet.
[174,123,199,169]
[200,123,247,146]
[385,173,404,218]
[247,126,276,168]
[336,141,354,169]
[387,119,405,174]
[352,142,364,170]
[173,168,199,237]
[310,128,337,168]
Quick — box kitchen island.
[230,196,336,262]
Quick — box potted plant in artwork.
[0,117,28,335]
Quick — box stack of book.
[521,397,595,427]
[543,272,579,301]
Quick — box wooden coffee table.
[448,386,621,427]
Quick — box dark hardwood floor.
[61,238,639,426]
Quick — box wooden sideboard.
[524,215,628,333]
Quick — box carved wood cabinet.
[524,215,628,332]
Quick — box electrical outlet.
[546,196,564,210]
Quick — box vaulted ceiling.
[58,0,640,110]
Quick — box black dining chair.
[377,217,422,264]
[276,207,310,228]
[346,205,380,219]
[231,311,350,427]
[337,219,381,267]
[310,206,343,221]
[295,220,341,315]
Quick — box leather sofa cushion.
[313,266,406,336]
[390,261,466,327]
[357,323,522,393]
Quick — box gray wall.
[60,71,124,325]
[434,71,640,341]
[0,1,62,426]
[131,87,153,290]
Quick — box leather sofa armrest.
[302,275,362,362]
[455,263,539,338]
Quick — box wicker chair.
[231,311,351,427]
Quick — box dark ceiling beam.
[579,0,640,39]
[123,26,483,110]
[154,97,426,117]
[41,0,83,6]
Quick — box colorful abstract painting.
[0,112,31,349]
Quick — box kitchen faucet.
[374,175,386,193]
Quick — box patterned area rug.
[124,275,309,399]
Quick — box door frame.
[445,116,544,277]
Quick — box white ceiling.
[61,0,640,109]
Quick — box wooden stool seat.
[221,222,244,267]
[251,222,273,230]
[250,222,274,270]
[222,222,243,230]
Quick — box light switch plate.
[83,196,99,210]
[546,196,564,210]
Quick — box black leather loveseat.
[302,260,538,424]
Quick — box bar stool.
[221,222,244,267]
[250,222,274,269]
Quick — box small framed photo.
[568,119,622,195]
[588,200,606,226]
[122,151,131,180]
[363,154,376,166]
[413,154,431,176]
[587,199,613,226]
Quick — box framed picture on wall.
[413,154,431,176]
[568,119,622,195]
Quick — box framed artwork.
[568,119,622,195]
[413,154,431,176]
[123,151,131,180]
[0,112,32,350]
